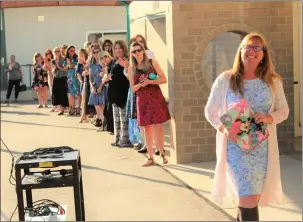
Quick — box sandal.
[161,154,168,164]
[142,157,154,167]
[79,116,88,123]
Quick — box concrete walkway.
[1,102,231,221]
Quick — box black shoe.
[120,142,134,148]
[134,143,143,151]
[238,206,259,221]
[111,142,120,147]
[94,119,102,127]
[138,146,147,153]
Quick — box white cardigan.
[204,70,289,207]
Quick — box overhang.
[0,1,132,8]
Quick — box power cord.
[0,139,19,185]
[1,141,70,221]
[24,199,65,219]
[1,139,20,221]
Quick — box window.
[86,31,127,45]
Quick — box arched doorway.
[201,31,246,89]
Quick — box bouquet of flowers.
[220,99,269,154]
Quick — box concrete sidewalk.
[1,102,231,221]
[162,130,302,221]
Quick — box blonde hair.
[230,32,282,96]
[129,42,151,74]
[100,51,113,60]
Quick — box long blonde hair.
[129,42,151,74]
[230,32,282,96]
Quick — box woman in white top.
[205,33,289,221]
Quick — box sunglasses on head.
[132,49,143,54]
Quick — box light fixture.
[38,16,44,22]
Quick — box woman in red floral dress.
[128,42,170,167]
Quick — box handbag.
[220,98,269,154]
[19,83,27,92]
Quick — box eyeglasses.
[46,52,52,55]
[243,45,264,52]
[131,49,143,54]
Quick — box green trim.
[120,1,131,47]
[1,8,7,67]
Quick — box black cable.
[9,205,18,221]
[24,199,65,218]
[1,139,17,185]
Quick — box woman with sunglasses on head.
[51,47,69,115]
[87,47,106,128]
[44,49,54,94]
[128,42,170,166]
[102,39,114,57]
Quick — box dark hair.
[102,39,113,57]
[66,45,78,60]
[44,49,54,60]
[78,48,89,60]
[113,40,129,60]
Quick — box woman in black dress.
[100,51,115,134]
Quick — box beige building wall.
[129,1,171,99]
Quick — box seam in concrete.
[143,153,236,221]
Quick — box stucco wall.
[4,6,126,87]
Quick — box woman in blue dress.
[88,48,107,128]
[205,33,289,221]
[66,46,80,115]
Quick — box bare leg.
[153,124,167,164]
[36,88,43,107]
[142,125,155,167]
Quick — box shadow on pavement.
[1,120,96,131]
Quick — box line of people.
[31,35,170,167]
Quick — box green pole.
[120,1,131,47]
[1,8,8,89]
